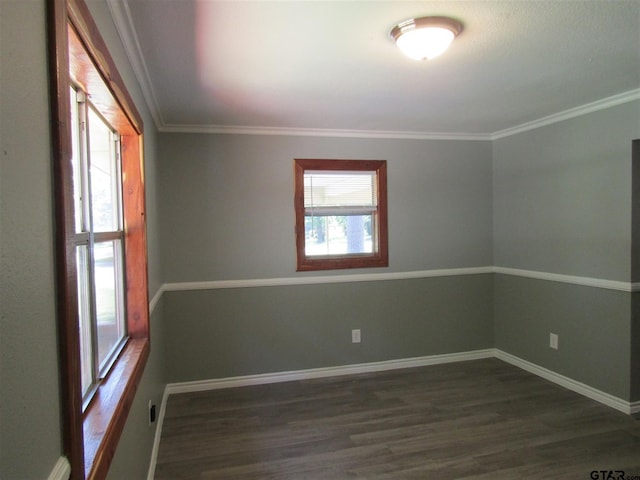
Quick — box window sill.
[83,338,149,479]
[297,254,389,271]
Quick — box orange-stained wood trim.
[293,159,389,272]
[293,159,307,268]
[121,133,149,339]
[67,0,142,134]
[47,0,85,477]
[83,339,149,480]
[67,25,136,136]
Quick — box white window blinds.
[304,171,377,214]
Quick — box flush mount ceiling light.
[390,16,463,61]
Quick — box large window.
[294,159,388,271]
[48,1,149,478]
[70,89,128,405]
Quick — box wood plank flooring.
[154,359,640,479]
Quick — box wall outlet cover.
[352,329,361,343]
[148,401,156,425]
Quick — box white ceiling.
[109,0,640,139]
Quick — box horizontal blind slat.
[304,172,376,208]
[305,206,376,215]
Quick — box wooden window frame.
[294,159,389,271]
[47,0,150,479]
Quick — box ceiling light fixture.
[390,16,463,61]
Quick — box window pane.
[93,241,126,373]
[88,107,120,232]
[305,214,373,256]
[304,172,376,208]
[75,245,93,398]
[70,88,85,233]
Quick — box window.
[70,89,128,406]
[48,1,149,479]
[294,159,388,271]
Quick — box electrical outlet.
[352,329,361,343]
[148,400,156,426]
[549,333,558,350]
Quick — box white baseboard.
[47,457,70,480]
[165,349,495,395]
[160,348,637,414]
[494,349,636,415]
[146,387,170,480]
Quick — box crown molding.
[157,89,640,140]
[491,89,640,140]
[107,0,165,130]
[158,123,492,141]
[109,2,639,141]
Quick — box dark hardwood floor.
[154,358,640,479]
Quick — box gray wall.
[493,101,640,401]
[158,133,495,382]
[159,134,493,282]
[493,102,638,281]
[494,275,632,399]
[164,276,494,383]
[0,1,64,478]
[0,0,165,478]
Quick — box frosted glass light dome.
[390,17,463,61]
